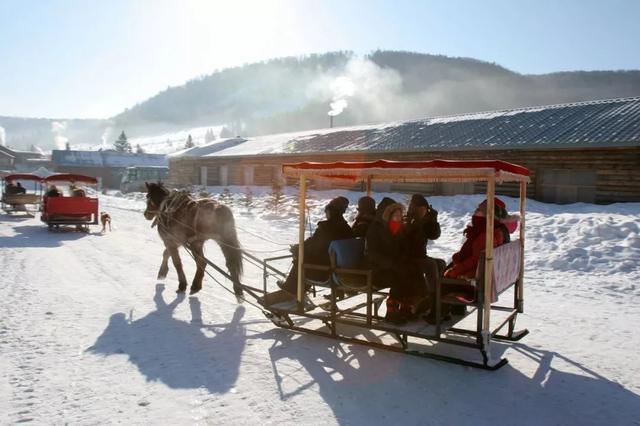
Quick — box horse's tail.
[215,204,244,286]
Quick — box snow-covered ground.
[1,188,639,425]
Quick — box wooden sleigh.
[250,159,531,370]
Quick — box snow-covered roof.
[169,137,248,158]
[173,97,640,158]
[52,150,168,168]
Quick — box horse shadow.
[0,224,88,248]
[86,284,246,393]
[259,329,640,425]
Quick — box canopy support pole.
[517,180,527,313]
[481,174,496,360]
[297,174,307,308]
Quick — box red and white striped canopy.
[282,159,530,183]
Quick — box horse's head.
[144,181,169,220]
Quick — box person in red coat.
[444,198,518,279]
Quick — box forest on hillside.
[2,50,639,150]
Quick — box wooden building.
[170,97,640,204]
[52,150,168,189]
[0,145,49,172]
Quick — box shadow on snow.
[87,284,246,394]
[0,224,93,248]
[86,284,640,424]
[258,329,640,425]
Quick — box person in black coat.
[351,196,376,238]
[404,194,446,321]
[45,185,61,197]
[5,181,19,195]
[15,182,26,194]
[365,202,425,323]
[278,196,354,295]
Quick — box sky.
[1,0,639,119]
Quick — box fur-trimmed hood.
[382,202,405,223]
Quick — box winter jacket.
[351,212,375,238]
[283,216,354,289]
[303,217,354,267]
[364,203,425,298]
[444,220,509,280]
[404,212,441,259]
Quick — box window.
[536,169,596,204]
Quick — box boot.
[385,298,408,325]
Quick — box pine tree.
[114,131,132,153]
[184,134,195,149]
[220,126,233,138]
[205,128,216,143]
[135,143,145,154]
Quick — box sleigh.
[186,159,531,370]
[252,160,530,370]
[1,174,43,215]
[40,174,99,231]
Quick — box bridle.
[144,196,160,220]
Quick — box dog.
[100,212,112,232]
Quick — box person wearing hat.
[351,196,376,237]
[444,197,519,280]
[365,201,424,324]
[404,194,445,320]
[278,196,353,296]
[5,180,19,195]
[45,184,61,197]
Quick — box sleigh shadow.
[260,329,640,425]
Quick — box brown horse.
[143,182,243,296]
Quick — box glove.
[426,207,438,221]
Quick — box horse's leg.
[189,241,206,295]
[168,246,188,293]
[219,243,244,296]
[157,248,170,280]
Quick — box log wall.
[169,146,640,204]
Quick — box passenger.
[365,202,423,324]
[444,198,518,279]
[351,196,376,238]
[70,184,86,197]
[15,182,26,194]
[375,197,396,219]
[5,181,18,195]
[46,185,61,197]
[404,194,446,320]
[278,196,354,296]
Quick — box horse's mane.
[153,190,194,229]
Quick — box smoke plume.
[51,121,69,150]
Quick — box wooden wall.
[169,146,640,204]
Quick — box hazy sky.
[1,0,638,119]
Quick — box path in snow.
[1,191,639,425]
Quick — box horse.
[143,182,244,296]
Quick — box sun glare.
[183,0,300,71]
